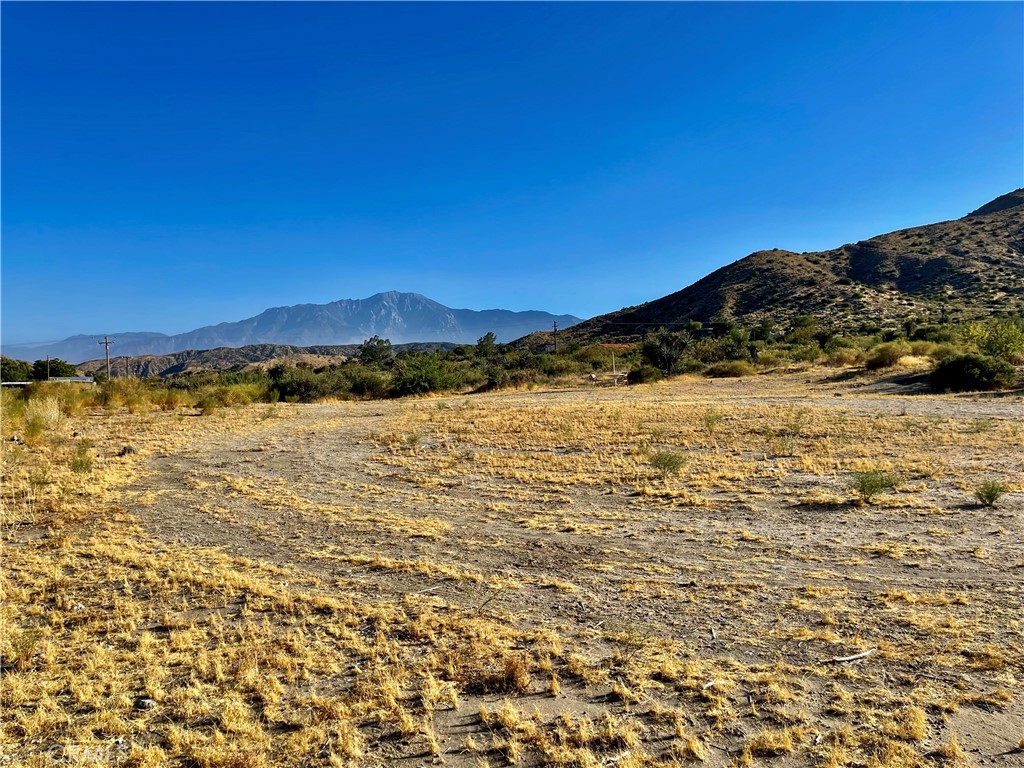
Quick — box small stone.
[134,697,157,711]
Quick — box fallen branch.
[823,648,877,664]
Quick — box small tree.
[476,331,498,360]
[31,358,78,380]
[357,336,394,369]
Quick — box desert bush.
[649,451,685,475]
[850,468,899,503]
[913,324,956,343]
[691,339,727,364]
[930,354,1016,392]
[27,382,92,417]
[0,388,27,430]
[70,441,94,474]
[627,365,662,384]
[391,355,472,396]
[909,340,938,357]
[99,379,151,411]
[343,365,390,399]
[641,329,693,374]
[152,387,190,411]
[827,347,864,366]
[221,382,268,405]
[528,353,584,378]
[22,397,65,443]
[705,360,756,378]
[974,480,1007,507]
[573,345,616,371]
[865,341,912,370]
[702,409,724,442]
[270,366,329,403]
[928,343,961,363]
[755,349,785,367]
[787,343,823,363]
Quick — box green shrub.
[691,339,727,364]
[649,451,685,476]
[627,365,662,384]
[391,354,471,396]
[930,354,1016,392]
[270,366,328,403]
[343,365,390,399]
[865,341,912,370]
[705,360,756,378]
[850,468,899,503]
[974,479,1007,507]
[788,343,823,363]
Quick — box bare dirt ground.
[119,370,1024,766]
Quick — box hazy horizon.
[3,2,1021,345]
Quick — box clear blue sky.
[2,2,1021,344]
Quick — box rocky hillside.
[3,292,582,363]
[566,189,1024,343]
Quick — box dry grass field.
[2,369,1022,767]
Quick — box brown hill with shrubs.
[565,189,1024,343]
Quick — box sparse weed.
[974,479,1007,507]
[70,440,94,473]
[850,468,899,503]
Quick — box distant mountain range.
[2,292,583,364]
[564,189,1024,343]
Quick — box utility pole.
[46,356,50,381]
[99,336,114,379]
[553,321,558,354]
